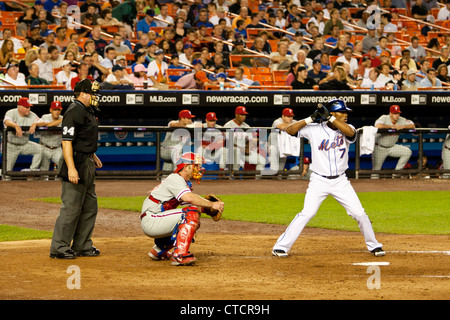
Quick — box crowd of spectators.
[0,0,450,91]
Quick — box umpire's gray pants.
[50,156,98,254]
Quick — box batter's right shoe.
[371,247,386,257]
[272,249,288,257]
[171,253,196,266]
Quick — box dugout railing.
[1,126,449,180]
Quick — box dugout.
[1,90,449,179]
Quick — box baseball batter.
[140,152,224,266]
[372,105,415,177]
[272,100,385,257]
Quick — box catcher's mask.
[174,152,205,183]
[73,79,102,111]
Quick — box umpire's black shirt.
[62,99,98,154]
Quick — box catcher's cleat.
[171,253,196,266]
[148,246,173,261]
[272,249,288,258]
[371,247,386,257]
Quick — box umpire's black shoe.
[74,247,100,257]
[50,249,76,259]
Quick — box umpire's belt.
[314,172,342,179]
[375,143,391,148]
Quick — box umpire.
[50,79,103,259]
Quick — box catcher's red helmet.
[174,153,205,180]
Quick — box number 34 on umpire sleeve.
[63,126,75,136]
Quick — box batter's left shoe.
[272,249,288,257]
[371,247,386,257]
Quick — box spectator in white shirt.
[55,60,77,90]
[437,0,450,20]
[1,60,27,86]
[34,47,54,83]
[336,46,359,77]
[381,13,398,33]
[361,68,386,89]
[155,3,174,27]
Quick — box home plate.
[352,262,390,266]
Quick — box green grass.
[0,225,53,242]
[35,191,450,235]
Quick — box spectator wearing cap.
[291,65,316,89]
[137,9,157,39]
[179,42,195,66]
[55,60,78,90]
[129,64,147,87]
[1,60,27,86]
[419,67,442,88]
[39,101,65,175]
[160,109,197,172]
[33,47,53,83]
[191,58,204,72]
[145,40,158,64]
[146,49,169,89]
[105,33,131,55]
[400,69,419,90]
[39,31,58,51]
[104,64,134,87]
[287,18,309,41]
[362,26,379,54]
[155,3,174,27]
[3,97,47,174]
[167,54,186,82]
[175,70,210,89]
[115,55,127,68]
[308,59,328,85]
[210,6,231,27]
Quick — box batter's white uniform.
[3,108,43,172]
[273,122,383,253]
[141,173,193,238]
[39,114,63,171]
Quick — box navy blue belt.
[314,172,342,179]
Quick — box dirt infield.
[0,179,449,300]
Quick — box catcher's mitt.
[203,194,223,221]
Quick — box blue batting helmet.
[325,99,352,113]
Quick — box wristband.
[304,116,313,124]
[328,116,336,123]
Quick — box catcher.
[140,152,224,266]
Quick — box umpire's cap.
[74,79,95,94]
[325,99,352,113]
